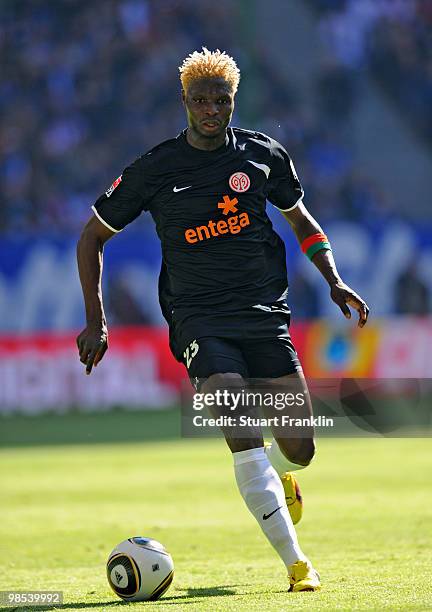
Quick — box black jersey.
[92,127,303,358]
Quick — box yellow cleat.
[281,472,303,525]
[288,560,321,592]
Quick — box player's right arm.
[76,155,152,374]
[76,216,115,375]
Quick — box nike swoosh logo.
[262,506,282,520]
[247,160,271,178]
[173,185,192,192]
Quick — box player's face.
[182,78,234,141]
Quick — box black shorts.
[173,300,301,383]
[181,335,301,381]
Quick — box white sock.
[265,440,308,477]
[233,447,306,568]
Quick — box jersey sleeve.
[267,141,304,212]
[92,156,152,232]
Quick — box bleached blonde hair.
[179,47,241,93]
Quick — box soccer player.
[77,48,369,592]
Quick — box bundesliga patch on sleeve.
[105,175,122,197]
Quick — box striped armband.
[301,232,332,260]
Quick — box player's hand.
[76,323,108,375]
[329,281,369,328]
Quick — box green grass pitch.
[1,411,432,611]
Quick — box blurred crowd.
[310,0,432,146]
[250,56,393,226]
[258,0,432,227]
[1,0,430,237]
[0,0,241,235]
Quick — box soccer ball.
[107,537,174,602]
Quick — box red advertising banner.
[0,319,431,413]
[0,327,185,414]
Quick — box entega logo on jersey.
[184,195,250,244]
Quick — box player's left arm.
[282,201,369,328]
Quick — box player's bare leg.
[266,369,315,466]
[200,372,263,452]
[257,369,315,525]
[200,372,320,591]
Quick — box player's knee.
[279,438,315,467]
[294,438,315,466]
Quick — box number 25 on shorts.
[183,339,199,369]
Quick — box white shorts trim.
[91,206,121,233]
